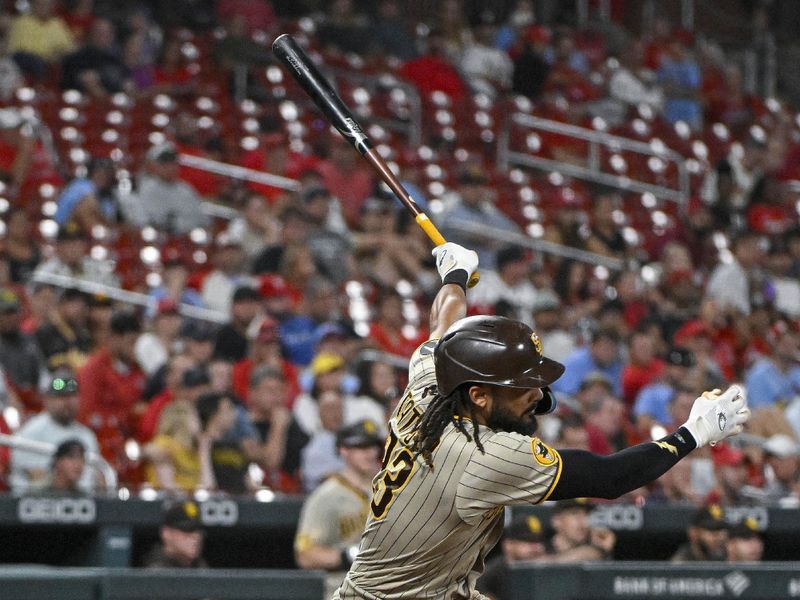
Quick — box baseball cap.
[336,420,383,448]
[182,366,211,389]
[162,500,202,532]
[310,352,345,376]
[506,515,544,542]
[46,369,79,396]
[728,517,760,540]
[531,290,561,314]
[146,142,179,163]
[231,286,261,304]
[156,298,180,316]
[673,321,711,346]
[254,318,280,344]
[180,320,216,342]
[579,371,613,392]
[762,434,800,458]
[259,274,290,299]
[52,438,85,462]
[57,222,85,241]
[301,186,331,204]
[665,347,696,368]
[711,443,746,467]
[457,164,488,185]
[691,504,727,530]
[110,311,141,335]
[552,498,592,514]
[495,245,528,271]
[0,288,20,313]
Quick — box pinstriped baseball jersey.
[332,339,562,600]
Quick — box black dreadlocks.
[411,384,484,470]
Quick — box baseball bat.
[271,33,479,287]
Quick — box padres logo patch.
[530,332,543,354]
[531,439,558,466]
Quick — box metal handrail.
[0,433,117,493]
[444,218,626,270]
[30,271,228,323]
[177,154,301,192]
[499,112,690,204]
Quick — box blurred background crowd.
[0,0,795,574]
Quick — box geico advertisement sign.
[17,497,97,524]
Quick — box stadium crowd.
[0,0,796,572]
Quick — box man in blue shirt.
[55,157,118,230]
[746,321,800,411]
[552,328,624,398]
[634,347,697,431]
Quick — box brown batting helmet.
[434,316,565,414]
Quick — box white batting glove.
[432,243,479,288]
[681,384,750,448]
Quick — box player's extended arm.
[429,242,479,339]
[550,385,749,500]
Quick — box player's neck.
[340,466,372,493]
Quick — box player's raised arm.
[549,385,751,500]
[429,242,479,340]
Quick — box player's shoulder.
[479,430,561,467]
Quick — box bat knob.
[467,272,480,288]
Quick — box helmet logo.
[530,332,543,354]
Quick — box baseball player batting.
[333,243,750,600]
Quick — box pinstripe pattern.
[332,340,561,600]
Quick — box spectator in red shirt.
[399,28,467,102]
[77,311,146,465]
[584,394,627,454]
[217,0,276,35]
[621,327,665,408]
[232,319,299,406]
[316,134,375,225]
[368,288,427,357]
[152,37,194,94]
[138,353,197,441]
[173,112,223,198]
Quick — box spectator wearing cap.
[0,288,43,411]
[54,157,119,232]
[706,443,760,506]
[621,327,666,407]
[367,288,428,358]
[316,134,375,225]
[398,27,468,102]
[546,499,616,561]
[459,13,513,97]
[180,320,217,367]
[477,515,547,599]
[671,505,728,562]
[706,232,766,317]
[134,299,183,377]
[252,206,315,277]
[77,311,146,466]
[139,364,210,443]
[511,24,552,101]
[656,37,702,129]
[354,357,401,420]
[201,238,255,317]
[130,142,209,234]
[760,434,800,505]
[41,439,86,495]
[34,287,92,372]
[213,285,262,362]
[468,245,539,327]
[248,366,308,494]
[584,394,627,455]
[10,370,100,493]
[726,518,764,562]
[530,290,575,362]
[278,277,346,367]
[552,327,624,399]
[295,420,383,571]
[633,347,697,438]
[440,164,520,270]
[745,320,800,411]
[293,353,385,439]
[33,222,120,288]
[232,317,300,405]
[143,500,207,568]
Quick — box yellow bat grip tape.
[415,213,480,288]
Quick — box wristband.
[442,269,469,292]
